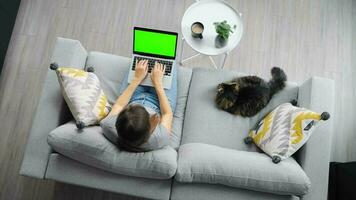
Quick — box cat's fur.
[215,67,287,117]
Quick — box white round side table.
[180,0,243,69]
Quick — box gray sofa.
[20,38,335,200]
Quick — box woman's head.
[115,104,158,152]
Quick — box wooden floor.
[0,0,355,199]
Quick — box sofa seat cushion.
[47,121,177,179]
[85,52,193,149]
[175,143,311,196]
[181,68,298,151]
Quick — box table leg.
[180,37,202,64]
[221,52,228,69]
[209,56,217,69]
[180,37,229,68]
[179,37,185,65]
[181,53,201,64]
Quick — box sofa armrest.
[20,37,88,179]
[296,77,335,200]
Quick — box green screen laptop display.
[134,29,177,58]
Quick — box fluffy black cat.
[215,67,287,117]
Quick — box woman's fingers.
[156,62,162,71]
[152,62,165,72]
[143,61,147,72]
[138,59,147,68]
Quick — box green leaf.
[213,20,234,39]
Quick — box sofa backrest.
[85,52,131,104]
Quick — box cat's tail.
[268,67,287,96]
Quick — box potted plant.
[213,20,236,48]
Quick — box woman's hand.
[134,59,148,83]
[151,62,172,132]
[111,60,147,116]
[151,62,165,88]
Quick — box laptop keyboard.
[132,56,173,76]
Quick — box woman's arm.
[151,62,173,132]
[109,60,148,116]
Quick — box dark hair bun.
[115,105,151,152]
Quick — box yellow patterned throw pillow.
[244,102,330,164]
[50,63,111,129]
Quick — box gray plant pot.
[215,35,228,48]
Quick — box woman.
[103,59,177,152]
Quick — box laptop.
[128,27,178,89]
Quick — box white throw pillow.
[50,63,111,128]
[245,103,330,163]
